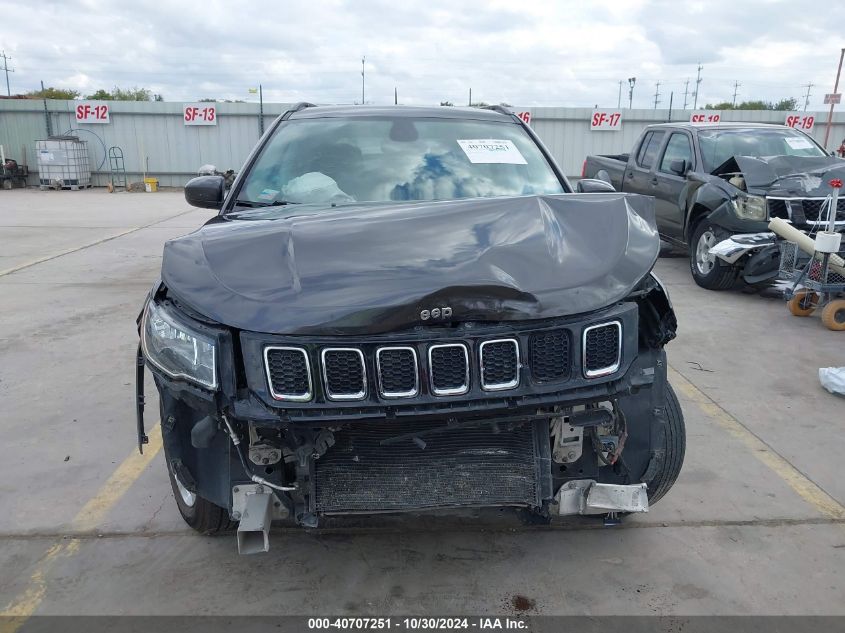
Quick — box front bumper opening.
[313,419,552,514]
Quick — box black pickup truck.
[136,104,684,554]
[584,123,845,289]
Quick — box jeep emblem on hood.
[421,307,452,321]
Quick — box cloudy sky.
[2,0,844,110]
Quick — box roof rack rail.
[483,104,514,117]
[482,104,527,128]
[281,102,316,120]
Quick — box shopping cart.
[779,182,845,331]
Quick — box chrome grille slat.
[376,346,419,398]
[428,343,470,396]
[264,346,313,401]
[479,338,520,391]
[767,197,845,225]
[583,321,622,378]
[321,348,367,400]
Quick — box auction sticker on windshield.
[785,137,814,150]
[457,140,527,164]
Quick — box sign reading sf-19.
[183,104,217,126]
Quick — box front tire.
[644,383,686,505]
[689,221,739,290]
[164,443,235,534]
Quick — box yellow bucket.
[144,177,159,192]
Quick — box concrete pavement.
[1,189,843,618]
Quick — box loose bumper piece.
[555,480,649,516]
[709,232,776,264]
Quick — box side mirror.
[576,178,616,193]
[669,159,687,176]
[185,176,225,209]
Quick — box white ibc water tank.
[35,137,91,188]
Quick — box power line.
[653,80,661,109]
[732,80,741,107]
[1,51,14,96]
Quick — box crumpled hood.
[161,193,658,335]
[727,155,845,195]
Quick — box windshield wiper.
[234,199,299,208]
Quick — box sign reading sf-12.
[591,111,622,130]
[75,101,110,123]
[784,114,815,131]
[183,103,217,126]
[690,111,721,124]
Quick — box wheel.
[787,289,819,317]
[644,383,686,505]
[163,438,235,534]
[689,221,740,290]
[821,299,845,331]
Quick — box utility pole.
[361,56,365,105]
[824,48,845,149]
[617,80,622,108]
[394,87,397,105]
[682,79,690,109]
[627,77,636,109]
[653,81,661,109]
[468,87,472,106]
[41,80,52,137]
[258,84,264,135]
[731,81,741,107]
[693,64,703,109]
[667,91,674,122]
[1,51,14,96]
[803,83,813,111]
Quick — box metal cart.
[779,190,845,331]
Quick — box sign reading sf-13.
[183,103,217,126]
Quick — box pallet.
[39,183,93,191]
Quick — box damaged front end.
[705,155,845,283]
[136,193,682,553]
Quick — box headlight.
[141,301,217,389]
[732,195,767,221]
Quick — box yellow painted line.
[0,425,162,629]
[670,367,845,520]
[72,427,164,532]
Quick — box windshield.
[698,127,827,172]
[236,116,565,206]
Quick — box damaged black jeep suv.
[136,104,685,554]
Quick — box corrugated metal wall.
[0,100,293,187]
[2,100,844,186]
[521,107,845,178]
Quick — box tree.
[705,98,799,111]
[773,97,799,111]
[85,86,154,101]
[440,101,454,106]
[25,86,79,99]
